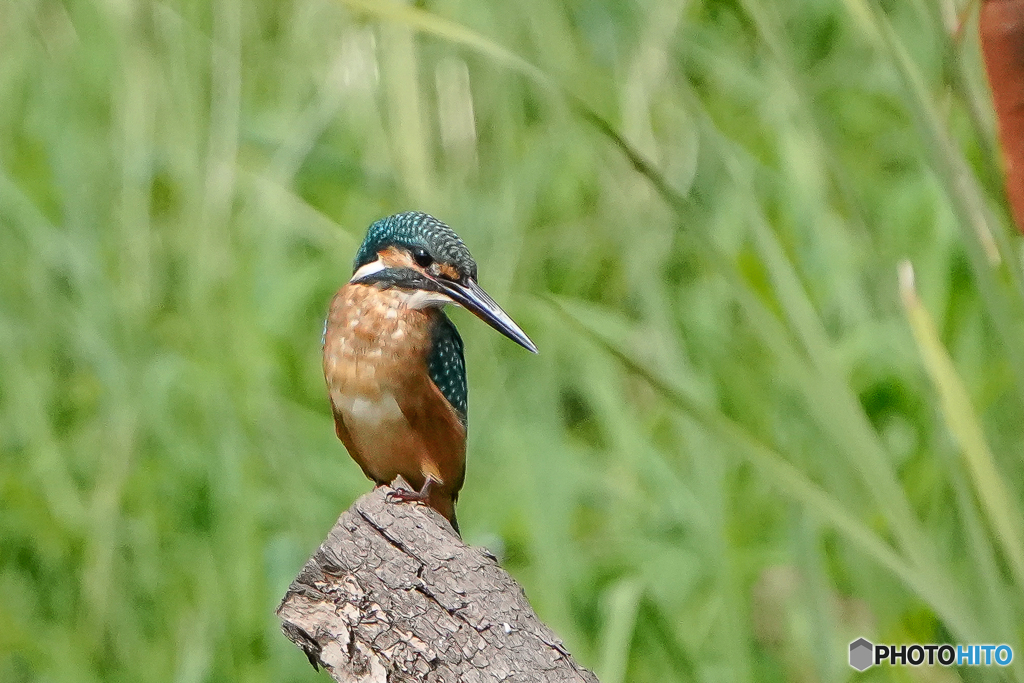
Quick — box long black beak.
[435,277,538,353]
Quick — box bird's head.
[350,212,538,353]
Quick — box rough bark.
[277,479,600,683]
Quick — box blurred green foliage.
[1,0,1023,681]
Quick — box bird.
[322,212,537,534]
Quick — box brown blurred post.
[980,0,1024,233]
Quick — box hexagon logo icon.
[849,638,873,671]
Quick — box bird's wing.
[426,312,468,425]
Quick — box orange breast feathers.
[322,283,467,523]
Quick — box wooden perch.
[277,479,600,682]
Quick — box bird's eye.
[412,247,434,268]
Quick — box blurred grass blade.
[337,0,556,92]
[597,577,643,683]
[547,295,981,640]
[841,0,1002,265]
[948,461,1018,648]
[899,260,1024,591]
[718,142,935,569]
[839,0,1024,403]
[337,0,691,215]
[580,69,939,583]
[638,598,699,681]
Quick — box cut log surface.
[277,479,600,683]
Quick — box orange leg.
[386,476,438,505]
[385,476,460,534]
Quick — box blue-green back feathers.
[428,313,467,425]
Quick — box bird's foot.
[386,477,435,506]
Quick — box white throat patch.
[349,258,386,283]
[405,289,454,309]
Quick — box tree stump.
[277,479,600,682]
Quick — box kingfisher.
[322,212,537,533]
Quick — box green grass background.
[2,0,1023,681]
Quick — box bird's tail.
[449,512,460,536]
